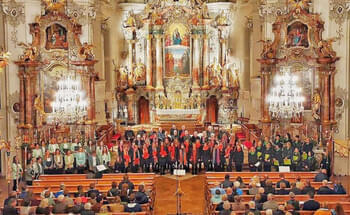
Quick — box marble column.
[321,70,330,124]
[329,70,336,123]
[19,73,25,126]
[127,40,134,88]
[221,67,228,91]
[192,34,200,90]
[146,34,153,90]
[261,66,272,123]
[202,34,209,90]
[220,37,226,66]
[155,34,164,90]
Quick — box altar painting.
[45,24,68,50]
[165,23,190,77]
[286,21,309,48]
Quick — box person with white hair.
[265,209,273,215]
[233,181,243,195]
[263,193,278,210]
[317,180,336,194]
[53,194,68,214]
[81,202,95,215]
[247,201,261,215]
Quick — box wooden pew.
[33,178,154,186]
[211,211,350,215]
[39,173,156,181]
[205,172,317,179]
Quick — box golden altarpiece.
[115,0,240,128]
[258,1,339,147]
[14,1,97,144]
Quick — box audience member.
[81,202,95,215]
[219,201,233,215]
[273,205,285,215]
[124,193,142,212]
[108,181,120,197]
[263,194,279,211]
[118,175,135,191]
[303,191,320,211]
[211,189,223,204]
[19,199,35,215]
[264,180,275,195]
[231,195,245,211]
[276,174,290,188]
[290,182,302,195]
[246,201,260,215]
[317,180,336,195]
[334,182,347,194]
[249,182,259,195]
[135,184,149,204]
[226,187,235,202]
[286,192,300,210]
[216,194,228,211]
[36,198,50,215]
[277,182,289,195]
[302,180,315,194]
[87,183,100,197]
[53,194,68,214]
[54,184,65,198]
[314,169,328,182]
[334,203,345,215]
[222,174,234,188]
[3,198,18,215]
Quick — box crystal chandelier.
[50,75,88,124]
[267,66,305,119]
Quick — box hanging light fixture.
[267,66,305,119]
[50,74,88,124]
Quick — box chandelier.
[267,66,305,119]
[50,75,88,124]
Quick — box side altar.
[115,0,240,127]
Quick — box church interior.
[0,0,350,214]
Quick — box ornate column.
[146,34,154,90]
[319,67,330,125]
[218,26,229,91]
[329,69,336,123]
[154,31,164,90]
[15,61,40,141]
[127,39,135,88]
[202,34,209,90]
[126,91,135,122]
[192,33,200,90]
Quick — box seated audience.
[81,202,95,215]
[54,184,65,198]
[221,174,234,188]
[302,180,315,194]
[258,187,267,203]
[277,182,289,195]
[120,184,130,203]
[124,193,142,212]
[317,180,336,195]
[135,184,149,204]
[216,194,228,211]
[276,174,290,188]
[19,185,28,199]
[334,203,345,215]
[36,198,50,215]
[92,195,103,213]
[19,199,36,215]
[3,198,18,215]
[273,205,285,215]
[263,193,279,211]
[231,195,245,211]
[226,187,235,202]
[69,197,84,214]
[235,176,246,188]
[4,191,17,207]
[211,189,223,204]
[75,185,86,197]
[87,183,100,197]
[219,201,233,215]
[249,182,259,195]
[286,192,300,210]
[290,182,302,195]
[314,169,328,182]
[233,181,243,195]
[246,201,260,215]
[334,181,347,194]
[101,196,124,213]
[53,194,68,214]
[108,181,120,197]
[118,175,135,191]
[303,191,320,211]
[264,180,275,195]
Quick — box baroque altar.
[115,0,240,126]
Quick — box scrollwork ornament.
[1,0,25,27]
[330,0,350,39]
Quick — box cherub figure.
[258,39,276,59]
[316,39,337,58]
[18,42,38,62]
[79,42,94,61]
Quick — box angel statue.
[288,0,311,10]
[34,94,46,127]
[43,0,66,13]
[316,39,337,59]
[119,65,128,88]
[79,42,94,61]
[258,39,276,59]
[18,42,38,62]
[123,10,137,28]
[215,11,230,26]
[209,57,223,86]
[312,89,321,120]
[133,59,146,82]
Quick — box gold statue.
[215,11,229,26]
[34,95,46,126]
[232,69,240,88]
[0,47,11,67]
[209,58,223,86]
[316,39,337,58]
[312,89,321,120]
[18,42,38,62]
[43,0,66,13]
[124,11,137,28]
[258,39,277,59]
[288,0,311,10]
[79,42,94,61]
[134,59,146,82]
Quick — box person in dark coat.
[302,192,320,211]
[87,183,100,198]
[3,198,18,215]
[302,181,315,194]
[277,182,290,195]
[124,193,142,212]
[286,192,300,210]
[273,144,283,171]
[263,143,273,172]
[135,185,149,204]
[118,175,135,191]
[221,174,233,188]
[317,180,336,194]
[234,144,244,172]
[202,142,211,171]
[314,169,328,182]
[276,173,290,188]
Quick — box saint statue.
[134,59,146,82]
[124,11,137,28]
[34,95,46,127]
[312,89,321,120]
[209,58,222,86]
